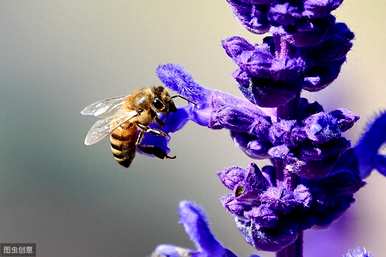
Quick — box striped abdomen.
[109,122,138,168]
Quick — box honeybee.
[81,86,188,168]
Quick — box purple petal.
[178,201,223,254]
[261,165,276,186]
[293,184,312,208]
[223,36,305,107]
[303,0,343,17]
[329,108,359,132]
[222,36,255,63]
[244,205,279,227]
[268,120,296,145]
[138,133,170,156]
[374,155,386,176]
[138,108,189,157]
[269,3,303,27]
[301,22,354,63]
[153,202,239,257]
[231,131,271,159]
[238,163,270,196]
[355,111,386,178]
[217,166,247,190]
[161,107,190,133]
[204,89,271,130]
[284,15,335,47]
[221,195,247,216]
[235,218,298,251]
[157,64,210,104]
[303,112,341,143]
[226,0,271,34]
[268,145,290,159]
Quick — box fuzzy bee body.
[109,122,138,168]
[81,86,181,168]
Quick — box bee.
[81,86,189,168]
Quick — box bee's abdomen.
[109,125,138,168]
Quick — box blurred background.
[0,1,385,257]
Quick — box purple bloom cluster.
[145,0,386,256]
[218,162,363,251]
[226,0,342,36]
[223,0,353,107]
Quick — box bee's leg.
[136,130,145,145]
[170,95,197,105]
[136,144,176,160]
[136,123,169,138]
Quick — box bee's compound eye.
[153,98,164,110]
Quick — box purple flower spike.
[148,0,385,254]
[344,247,373,257]
[151,201,260,257]
[355,111,386,178]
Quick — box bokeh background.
[0,1,385,257]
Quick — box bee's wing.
[80,96,127,117]
[84,110,138,146]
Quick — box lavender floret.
[222,36,305,107]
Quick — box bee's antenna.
[171,95,196,105]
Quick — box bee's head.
[151,86,177,113]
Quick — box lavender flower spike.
[147,0,385,255]
[151,201,258,257]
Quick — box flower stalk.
[277,233,303,257]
